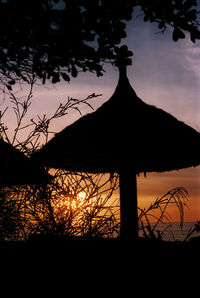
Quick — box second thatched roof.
[0,139,49,187]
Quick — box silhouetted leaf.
[190,26,200,43]
[15,69,21,77]
[7,80,15,85]
[71,65,78,78]
[42,73,46,84]
[6,84,12,91]
[178,29,185,39]
[172,28,185,41]
[52,74,60,84]
[61,72,70,82]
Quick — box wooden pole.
[119,168,138,240]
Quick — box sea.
[138,222,200,242]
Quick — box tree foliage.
[0,0,199,86]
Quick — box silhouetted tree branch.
[0,79,101,155]
[0,0,199,86]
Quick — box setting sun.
[77,191,86,201]
[53,191,87,213]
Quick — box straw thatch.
[32,66,200,239]
[0,139,49,187]
[33,71,200,174]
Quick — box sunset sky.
[1,9,200,222]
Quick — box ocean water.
[138,222,200,242]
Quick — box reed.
[0,80,198,242]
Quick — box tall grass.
[138,187,192,240]
[0,171,120,240]
[0,79,198,242]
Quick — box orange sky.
[137,166,200,222]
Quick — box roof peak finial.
[113,45,133,78]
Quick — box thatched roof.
[0,139,49,187]
[33,70,200,174]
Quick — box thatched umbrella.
[0,139,49,187]
[32,53,200,239]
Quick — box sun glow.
[71,191,87,209]
[53,191,88,214]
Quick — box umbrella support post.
[119,169,138,240]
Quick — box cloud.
[125,18,200,131]
[183,42,200,85]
